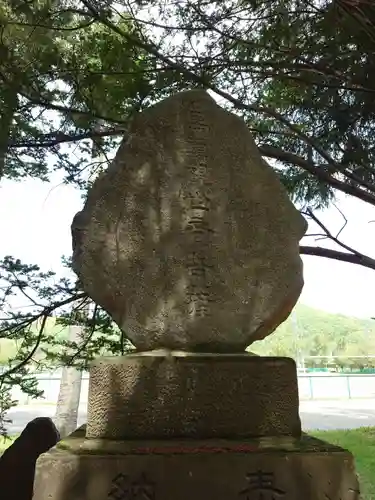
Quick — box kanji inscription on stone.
[108,472,155,500]
[239,470,285,500]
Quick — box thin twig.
[302,209,375,263]
[0,314,48,379]
[332,202,348,239]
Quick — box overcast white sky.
[0,172,374,319]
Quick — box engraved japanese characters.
[71,90,307,352]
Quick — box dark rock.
[0,417,60,500]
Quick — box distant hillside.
[0,316,72,364]
[1,304,374,365]
[251,303,375,359]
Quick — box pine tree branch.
[80,1,375,201]
[80,2,337,160]
[300,245,375,270]
[9,129,124,149]
[6,20,95,32]
[0,71,124,127]
[0,292,87,380]
[300,208,375,270]
[0,314,49,379]
[260,144,375,206]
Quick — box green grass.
[312,427,375,500]
[0,435,17,453]
[1,428,374,498]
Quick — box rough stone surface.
[33,429,360,500]
[0,417,59,500]
[71,89,307,352]
[85,352,301,439]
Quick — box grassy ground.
[0,428,374,498]
[0,435,16,453]
[312,427,375,500]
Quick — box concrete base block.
[86,352,301,439]
[33,426,360,500]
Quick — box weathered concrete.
[86,352,301,439]
[71,89,307,352]
[33,427,360,500]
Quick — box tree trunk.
[54,325,83,438]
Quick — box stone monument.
[33,90,360,500]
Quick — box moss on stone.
[55,431,347,457]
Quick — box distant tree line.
[251,304,375,370]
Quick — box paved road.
[300,399,375,431]
[5,399,375,435]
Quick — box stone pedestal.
[86,352,301,439]
[33,354,360,500]
[34,426,360,500]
